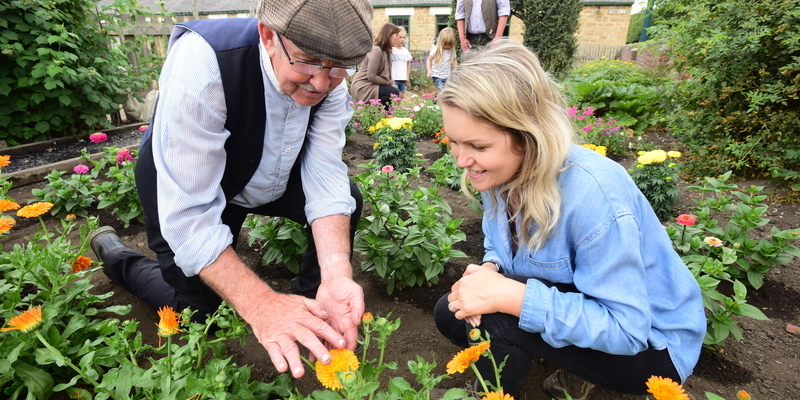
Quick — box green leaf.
[738,304,769,321]
[1,29,19,41]
[14,361,54,400]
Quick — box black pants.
[466,32,493,48]
[433,274,681,398]
[378,84,399,110]
[104,159,363,322]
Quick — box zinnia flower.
[0,217,14,234]
[72,256,92,273]
[381,165,394,173]
[736,390,751,400]
[704,237,723,247]
[0,155,10,167]
[315,348,360,390]
[645,376,689,400]
[481,390,514,400]
[1,305,44,333]
[676,214,696,226]
[138,125,149,131]
[116,148,134,164]
[17,202,53,218]
[89,132,108,143]
[156,306,183,337]
[0,199,21,212]
[446,341,490,374]
[73,164,90,174]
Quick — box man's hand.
[460,37,472,51]
[315,275,365,351]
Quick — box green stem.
[35,331,122,400]
[469,362,488,394]
[37,216,51,245]
[166,335,173,395]
[679,224,687,247]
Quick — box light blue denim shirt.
[481,144,705,382]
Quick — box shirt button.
[278,181,285,186]
[291,103,297,108]
[284,148,292,152]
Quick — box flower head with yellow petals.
[446,341,490,374]
[156,306,183,338]
[0,199,20,213]
[646,376,689,400]
[0,217,14,235]
[71,256,93,273]
[1,305,44,333]
[481,390,514,400]
[0,155,10,168]
[315,348,360,390]
[17,202,53,218]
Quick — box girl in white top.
[426,27,458,94]
[390,27,413,99]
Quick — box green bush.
[0,0,155,144]
[510,0,583,79]
[649,0,800,187]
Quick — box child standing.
[426,27,458,94]
[390,27,413,99]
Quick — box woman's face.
[442,105,524,192]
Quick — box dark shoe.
[89,226,129,262]
[543,369,595,400]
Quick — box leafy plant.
[390,94,443,138]
[350,99,387,135]
[510,0,583,79]
[353,163,467,294]
[30,168,97,218]
[84,147,144,228]
[569,106,630,156]
[665,172,800,347]
[245,216,308,274]
[370,118,419,174]
[627,149,682,219]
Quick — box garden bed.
[2,130,799,399]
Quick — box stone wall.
[576,4,632,47]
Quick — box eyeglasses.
[276,35,358,78]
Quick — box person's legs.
[394,80,406,99]
[433,275,681,398]
[432,77,446,93]
[378,84,400,110]
[466,33,492,49]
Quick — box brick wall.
[576,5,632,47]
[619,44,673,70]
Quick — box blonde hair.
[431,27,456,66]
[439,40,575,250]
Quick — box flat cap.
[258,0,373,66]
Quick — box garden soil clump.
[3,131,800,399]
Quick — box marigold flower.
[0,199,21,212]
[381,165,394,173]
[373,142,380,149]
[736,390,751,400]
[89,132,108,143]
[0,155,10,167]
[441,136,450,145]
[637,153,654,165]
[676,214,696,226]
[0,217,15,234]
[650,150,668,163]
[65,214,76,220]
[72,256,93,273]
[1,305,44,333]
[361,312,373,324]
[645,376,689,400]
[156,306,183,337]
[704,237,723,247]
[446,341,491,374]
[17,202,53,218]
[481,390,514,400]
[667,151,682,158]
[315,348,360,389]
[73,164,90,174]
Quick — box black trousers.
[433,274,681,398]
[378,84,399,110]
[105,158,363,322]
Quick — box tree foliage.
[649,0,800,187]
[0,0,153,144]
[510,0,583,79]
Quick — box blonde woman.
[433,41,705,400]
[426,27,458,93]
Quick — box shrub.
[510,0,583,79]
[370,117,419,173]
[628,149,682,220]
[569,106,630,156]
[349,98,387,135]
[244,216,307,274]
[389,94,443,138]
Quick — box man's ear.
[257,21,277,57]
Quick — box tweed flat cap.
[258,0,373,66]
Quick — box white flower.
[413,106,421,111]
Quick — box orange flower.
[1,305,44,333]
[71,256,93,273]
[315,348,360,390]
[446,341,491,374]
[0,217,14,234]
[65,214,76,220]
[481,390,514,400]
[16,202,53,218]
[0,155,10,167]
[361,312,373,324]
[441,136,450,145]
[675,214,696,227]
[736,391,751,400]
[645,376,689,400]
[0,199,20,212]
[156,306,183,337]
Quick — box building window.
[436,14,450,35]
[390,15,410,40]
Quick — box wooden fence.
[573,44,626,67]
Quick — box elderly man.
[89,0,373,378]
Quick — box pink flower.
[116,148,134,164]
[704,237,723,247]
[409,113,416,118]
[583,107,595,116]
[676,214,697,226]
[567,106,578,118]
[381,165,394,173]
[582,125,593,132]
[89,132,108,143]
[73,164,89,174]
[577,115,585,121]
[138,125,149,131]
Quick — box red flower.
[676,214,696,226]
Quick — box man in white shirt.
[90,0,373,379]
[456,0,511,50]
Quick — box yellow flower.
[0,155,10,167]
[0,199,20,212]
[704,236,723,247]
[386,117,413,130]
[373,142,380,149]
[468,328,481,341]
[315,348,360,390]
[446,341,490,374]
[156,306,183,337]
[0,217,14,234]
[736,390,751,400]
[637,153,654,165]
[650,150,668,163]
[646,376,689,400]
[1,305,44,333]
[16,202,54,218]
[71,256,93,273]
[666,176,672,181]
[668,163,676,168]
[481,390,514,400]
[667,151,681,158]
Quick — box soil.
[2,130,799,399]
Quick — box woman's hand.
[447,264,526,321]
